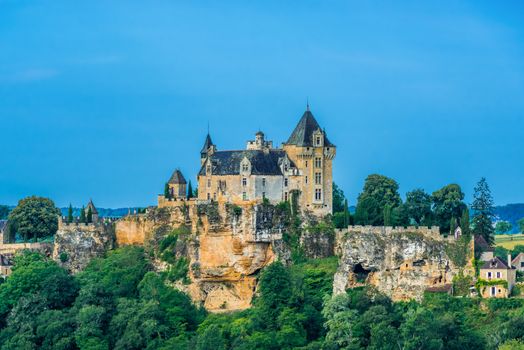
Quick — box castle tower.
[200,133,216,165]
[168,169,187,199]
[86,199,99,223]
[283,106,336,214]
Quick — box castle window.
[207,179,211,188]
[262,192,266,198]
[315,189,322,201]
[284,192,288,201]
[206,164,211,174]
[305,176,308,184]
[242,163,249,172]
[497,272,501,278]
[284,178,288,187]
[242,178,247,187]
[284,164,288,172]
[242,192,247,201]
[315,157,322,168]
[305,161,308,167]
[262,178,266,187]
[207,193,210,200]
[213,193,217,201]
[487,272,492,279]
[315,172,321,184]
[316,136,321,146]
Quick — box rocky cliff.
[53,222,115,273]
[115,201,287,312]
[333,226,468,301]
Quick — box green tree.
[67,204,73,224]
[471,178,495,245]
[383,205,393,226]
[432,184,466,234]
[87,206,93,224]
[7,196,60,242]
[355,174,401,226]
[255,262,293,326]
[460,208,471,236]
[187,181,194,200]
[164,183,171,199]
[495,221,513,235]
[518,218,524,234]
[79,206,86,224]
[0,205,9,220]
[405,189,432,225]
[332,182,347,213]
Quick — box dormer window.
[242,164,249,172]
[316,136,321,146]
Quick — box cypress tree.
[67,204,73,224]
[471,177,495,245]
[343,199,349,227]
[79,206,86,224]
[187,181,193,200]
[450,217,457,235]
[460,208,471,236]
[87,206,93,223]
[164,183,171,199]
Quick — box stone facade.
[193,107,335,216]
[478,256,517,298]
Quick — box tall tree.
[405,189,432,225]
[355,174,401,225]
[67,204,73,224]
[432,184,466,234]
[460,208,471,236]
[7,196,60,242]
[471,178,495,245]
[79,206,86,224]
[187,181,194,200]
[87,206,93,224]
[164,183,171,199]
[332,182,347,213]
[383,205,393,226]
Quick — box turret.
[200,133,215,165]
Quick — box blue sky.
[1,1,524,208]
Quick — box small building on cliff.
[478,256,516,298]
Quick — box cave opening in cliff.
[353,263,371,283]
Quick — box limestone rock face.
[53,223,114,273]
[333,226,463,301]
[115,202,285,312]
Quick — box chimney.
[508,254,512,269]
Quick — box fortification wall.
[0,242,53,255]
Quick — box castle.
[161,106,336,216]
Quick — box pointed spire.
[306,97,310,112]
[201,133,214,154]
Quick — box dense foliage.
[7,196,60,242]
[2,248,524,349]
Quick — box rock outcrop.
[53,222,114,273]
[115,201,286,312]
[333,226,468,301]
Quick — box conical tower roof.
[286,109,334,147]
[200,133,214,154]
[168,169,187,185]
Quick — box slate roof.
[168,169,187,184]
[481,257,515,270]
[286,110,334,147]
[86,200,98,215]
[198,149,294,176]
[201,134,214,154]
[474,235,494,252]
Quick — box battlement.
[337,225,452,241]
